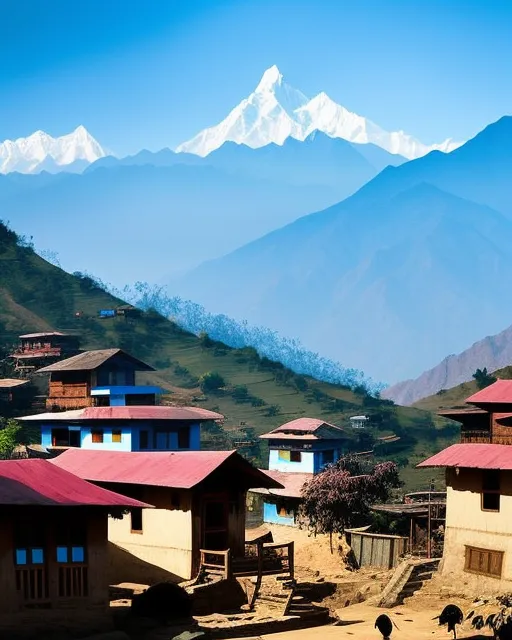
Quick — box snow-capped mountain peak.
[255,64,284,92]
[177,66,464,159]
[0,126,106,174]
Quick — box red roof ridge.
[50,449,281,490]
[466,379,512,405]
[0,458,151,507]
[418,443,512,470]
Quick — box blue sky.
[1,0,511,156]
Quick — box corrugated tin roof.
[250,469,313,499]
[466,380,512,405]
[259,417,343,440]
[19,405,224,422]
[19,332,67,339]
[0,379,29,389]
[417,443,512,470]
[51,449,283,490]
[0,459,150,507]
[36,349,154,373]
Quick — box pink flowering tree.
[298,454,400,550]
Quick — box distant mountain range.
[173,116,512,383]
[1,128,409,282]
[177,65,463,159]
[0,126,105,174]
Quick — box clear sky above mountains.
[1,0,511,156]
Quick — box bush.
[264,404,280,417]
[199,371,226,393]
[232,385,250,402]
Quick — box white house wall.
[442,468,512,594]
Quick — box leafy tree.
[472,367,497,390]
[298,455,400,551]
[199,371,226,393]
[0,419,22,459]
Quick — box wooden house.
[439,380,512,445]
[51,448,282,582]
[11,332,80,373]
[0,379,31,413]
[0,458,148,631]
[20,405,223,452]
[419,443,512,595]
[253,418,345,526]
[37,348,156,410]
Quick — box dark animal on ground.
[375,614,393,639]
[433,604,463,640]
[131,582,193,624]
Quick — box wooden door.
[201,494,229,550]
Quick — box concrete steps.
[378,558,440,608]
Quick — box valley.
[0,221,454,491]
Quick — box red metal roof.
[466,380,512,405]
[51,449,282,490]
[260,417,343,440]
[417,443,512,470]
[20,405,224,422]
[250,470,313,499]
[0,459,150,507]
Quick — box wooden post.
[427,479,434,559]
[409,516,414,553]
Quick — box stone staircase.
[378,558,441,608]
[252,577,330,625]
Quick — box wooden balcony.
[461,430,491,444]
[46,382,93,410]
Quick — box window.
[52,428,80,447]
[130,508,143,533]
[14,519,46,566]
[465,546,503,578]
[112,429,122,443]
[91,429,104,444]
[290,451,301,463]
[139,430,149,450]
[278,450,291,462]
[178,426,190,449]
[55,520,86,564]
[482,470,501,511]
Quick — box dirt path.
[252,602,493,640]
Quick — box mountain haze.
[384,323,512,406]
[174,116,512,383]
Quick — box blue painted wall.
[268,439,344,474]
[40,421,201,452]
[263,501,296,527]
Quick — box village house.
[36,348,158,411]
[20,405,223,452]
[251,418,345,526]
[51,448,283,582]
[438,379,512,444]
[20,347,224,452]
[0,378,31,414]
[418,443,512,594]
[0,458,148,631]
[415,379,512,594]
[10,332,80,373]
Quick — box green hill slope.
[414,365,512,413]
[0,222,454,489]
